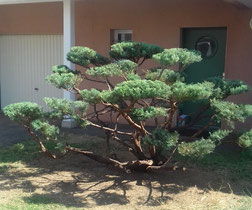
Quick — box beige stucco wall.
[0,2,63,34]
[0,0,251,128]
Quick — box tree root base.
[66,146,184,173]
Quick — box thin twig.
[139,58,146,66]
[188,115,215,140]
[163,101,177,129]
[88,121,132,136]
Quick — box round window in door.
[195,36,218,59]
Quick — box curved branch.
[86,107,109,118]
[24,125,56,159]
[88,121,132,136]
[111,134,139,158]
[66,146,126,170]
[146,144,179,171]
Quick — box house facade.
[0,0,251,128]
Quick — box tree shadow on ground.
[0,147,252,209]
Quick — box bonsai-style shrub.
[3,42,252,172]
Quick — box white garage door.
[0,35,63,110]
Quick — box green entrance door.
[181,27,227,128]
